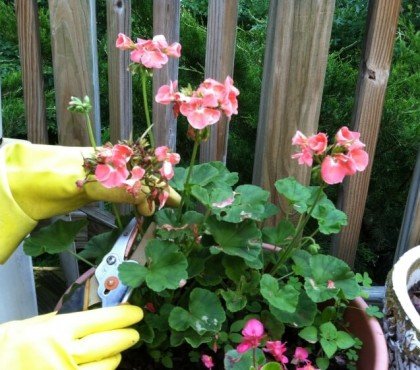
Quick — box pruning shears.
[56,218,154,313]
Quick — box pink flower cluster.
[82,142,180,210]
[234,319,319,370]
[116,33,181,69]
[292,127,369,185]
[155,77,239,130]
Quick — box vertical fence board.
[107,0,132,142]
[331,0,402,265]
[199,0,239,164]
[394,150,420,260]
[252,0,335,220]
[49,0,100,146]
[152,0,180,150]
[15,0,48,144]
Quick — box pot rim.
[392,245,420,331]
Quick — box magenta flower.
[264,341,289,365]
[236,319,265,354]
[201,354,214,369]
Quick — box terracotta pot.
[383,245,420,369]
[345,297,389,370]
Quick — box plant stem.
[112,203,123,229]
[84,112,97,149]
[67,249,95,268]
[178,139,200,219]
[252,347,256,369]
[141,69,155,147]
[271,185,325,274]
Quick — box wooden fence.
[1,0,419,320]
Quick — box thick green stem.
[178,139,200,219]
[141,69,155,146]
[84,113,97,149]
[112,203,123,229]
[271,185,325,274]
[68,249,95,268]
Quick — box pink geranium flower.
[293,347,309,362]
[95,163,129,188]
[160,161,175,180]
[115,33,135,50]
[264,341,289,365]
[201,354,214,369]
[155,80,179,105]
[237,319,265,353]
[220,76,240,117]
[320,154,354,184]
[307,133,328,154]
[292,147,314,167]
[180,97,221,129]
[336,126,365,150]
[129,35,181,69]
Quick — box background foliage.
[0,0,419,283]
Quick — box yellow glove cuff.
[0,140,37,263]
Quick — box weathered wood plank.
[252,0,335,220]
[15,0,48,144]
[0,245,38,323]
[331,0,402,265]
[152,0,180,150]
[107,0,132,142]
[199,0,239,164]
[48,0,101,146]
[394,150,420,261]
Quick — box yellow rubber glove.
[0,305,143,370]
[0,139,180,263]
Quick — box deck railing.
[1,0,418,321]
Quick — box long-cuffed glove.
[0,139,180,263]
[0,305,143,370]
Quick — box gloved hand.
[0,139,181,263]
[0,305,143,370]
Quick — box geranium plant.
[25,33,382,370]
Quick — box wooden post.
[199,0,239,164]
[107,0,132,142]
[252,0,335,219]
[49,0,101,146]
[331,0,402,265]
[15,0,48,144]
[0,245,38,323]
[152,0,180,150]
[394,150,420,261]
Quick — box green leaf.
[221,289,247,312]
[24,219,87,257]
[224,349,265,370]
[291,249,312,277]
[191,185,210,206]
[119,240,188,292]
[262,219,295,245]
[144,240,188,292]
[212,184,278,223]
[304,254,361,302]
[271,291,317,327]
[170,167,187,190]
[78,229,120,264]
[206,217,262,262]
[260,274,299,312]
[298,326,318,343]
[320,338,338,358]
[316,357,330,370]
[275,177,311,213]
[356,272,372,287]
[189,163,220,185]
[261,363,282,370]
[222,255,248,283]
[161,354,173,368]
[118,262,147,287]
[366,305,384,318]
[168,288,226,334]
[261,310,285,340]
[336,331,356,349]
[320,322,337,340]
